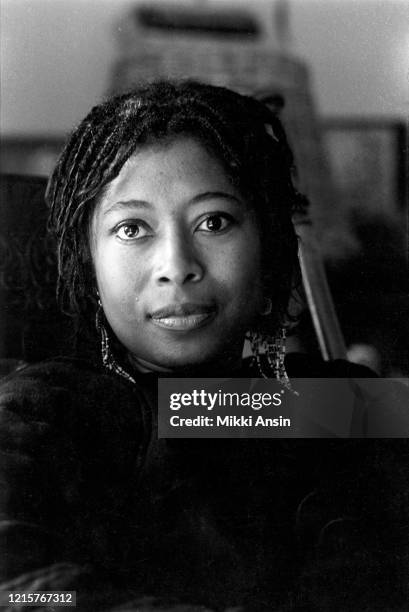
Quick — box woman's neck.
[127,353,244,378]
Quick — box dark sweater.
[0,356,408,611]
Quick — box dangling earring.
[95,297,136,384]
[249,328,290,386]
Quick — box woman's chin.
[129,341,243,375]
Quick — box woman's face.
[90,136,264,372]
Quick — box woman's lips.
[149,303,216,331]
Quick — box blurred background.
[0,0,408,375]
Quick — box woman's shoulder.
[0,357,152,443]
[241,352,378,378]
[1,356,122,388]
[284,352,378,378]
[0,356,146,396]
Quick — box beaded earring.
[95,298,136,384]
[249,328,290,385]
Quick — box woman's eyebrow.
[103,200,152,216]
[103,192,242,216]
[189,191,243,206]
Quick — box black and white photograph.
[1,1,408,610]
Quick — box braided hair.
[47,80,300,333]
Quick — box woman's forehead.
[99,136,240,205]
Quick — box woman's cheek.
[95,248,136,317]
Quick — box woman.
[0,81,407,611]
[46,80,300,380]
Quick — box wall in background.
[290,0,408,120]
[1,0,407,137]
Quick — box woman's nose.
[153,232,204,285]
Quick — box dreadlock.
[46,80,301,332]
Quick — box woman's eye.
[197,214,233,233]
[115,222,150,240]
